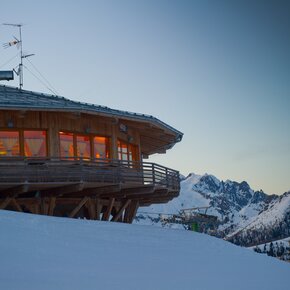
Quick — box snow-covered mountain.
[135,173,290,246]
[229,191,290,246]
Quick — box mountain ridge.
[135,172,290,247]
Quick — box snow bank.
[0,210,289,290]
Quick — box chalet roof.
[0,85,183,144]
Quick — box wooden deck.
[0,158,180,222]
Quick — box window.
[76,135,91,159]
[59,132,110,160]
[59,132,74,158]
[118,140,139,163]
[0,131,20,156]
[94,136,110,159]
[24,131,47,157]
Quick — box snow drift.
[0,210,289,290]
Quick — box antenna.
[3,23,34,89]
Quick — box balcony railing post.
[165,167,168,187]
[152,163,155,185]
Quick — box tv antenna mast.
[3,23,34,89]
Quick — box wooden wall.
[0,110,141,159]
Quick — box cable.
[0,52,20,69]
[25,58,59,95]
[23,64,58,95]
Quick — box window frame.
[117,139,139,164]
[59,131,111,161]
[0,128,48,158]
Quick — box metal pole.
[19,25,23,89]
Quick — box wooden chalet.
[0,85,183,223]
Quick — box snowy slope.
[245,191,290,229]
[0,210,289,290]
[229,192,290,246]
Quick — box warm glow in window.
[117,140,139,163]
[0,131,20,156]
[94,136,110,159]
[76,135,91,159]
[59,132,74,158]
[24,131,47,157]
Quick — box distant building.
[0,85,183,222]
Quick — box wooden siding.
[0,110,177,156]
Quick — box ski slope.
[0,210,289,290]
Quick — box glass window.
[94,136,110,159]
[0,131,20,156]
[76,135,91,159]
[59,132,74,158]
[24,131,47,157]
[118,140,139,163]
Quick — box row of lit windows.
[0,130,139,162]
[59,132,110,160]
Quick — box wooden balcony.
[0,157,180,222]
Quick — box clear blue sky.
[1,0,289,194]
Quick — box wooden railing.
[0,157,180,191]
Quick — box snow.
[249,192,290,228]
[0,210,289,290]
[250,237,290,251]
[229,192,290,237]
[137,173,210,216]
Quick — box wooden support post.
[125,201,139,223]
[34,202,40,214]
[68,197,89,218]
[86,198,96,220]
[40,198,49,215]
[96,198,101,220]
[0,197,12,209]
[0,188,24,210]
[102,197,115,221]
[48,197,56,216]
[11,198,23,212]
[111,199,131,222]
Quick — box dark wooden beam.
[124,201,139,223]
[40,183,85,197]
[121,185,155,195]
[111,200,131,222]
[68,196,89,218]
[102,197,115,221]
[64,184,121,198]
[96,198,101,220]
[86,198,96,220]
[48,197,56,216]
[0,197,12,209]
[41,198,49,215]
[45,198,121,207]
[127,188,168,200]
[33,203,40,214]
[0,184,30,197]
[140,198,172,206]
[11,198,23,212]
[100,185,155,198]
